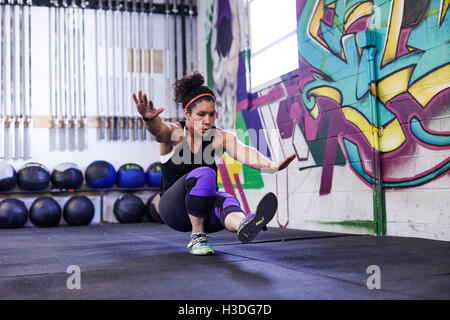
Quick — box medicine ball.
[113,194,146,223]
[0,199,28,229]
[51,163,84,190]
[0,161,17,192]
[146,193,164,223]
[146,162,162,188]
[63,196,95,226]
[117,163,146,188]
[85,160,116,189]
[18,163,50,191]
[29,197,62,228]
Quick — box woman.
[133,72,295,255]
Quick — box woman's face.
[184,99,216,137]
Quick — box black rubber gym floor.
[0,222,449,300]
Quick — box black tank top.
[160,121,219,194]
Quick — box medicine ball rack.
[1,186,160,223]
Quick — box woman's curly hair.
[173,71,215,112]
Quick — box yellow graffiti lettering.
[344,2,362,23]
[408,64,450,108]
[310,103,320,120]
[373,66,414,104]
[341,107,406,152]
[309,0,329,49]
[380,118,406,151]
[381,0,404,67]
[439,0,450,27]
[307,86,343,104]
[344,2,373,32]
[306,86,343,120]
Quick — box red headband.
[184,93,216,111]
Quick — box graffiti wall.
[198,0,450,240]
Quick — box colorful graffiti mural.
[211,0,449,197]
[201,0,449,235]
[296,0,450,190]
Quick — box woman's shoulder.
[213,127,235,139]
[211,126,229,146]
[159,120,183,151]
[178,120,186,128]
[163,120,183,133]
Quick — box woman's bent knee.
[185,167,217,197]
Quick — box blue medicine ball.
[117,163,146,188]
[85,161,116,189]
[146,162,162,188]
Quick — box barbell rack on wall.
[2,0,197,16]
[0,0,197,154]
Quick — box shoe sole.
[188,238,215,256]
[190,250,215,256]
[237,192,278,244]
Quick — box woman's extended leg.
[212,192,245,232]
[213,192,278,243]
[224,212,246,231]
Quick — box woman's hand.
[266,153,296,173]
[277,153,296,171]
[132,90,164,121]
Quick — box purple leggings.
[158,167,244,233]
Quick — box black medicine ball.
[0,161,17,192]
[18,163,50,191]
[63,196,95,226]
[29,197,62,228]
[113,194,146,223]
[0,199,28,229]
[51,162,84,189]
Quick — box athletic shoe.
[187,233,215,255]
[237,192,278,243]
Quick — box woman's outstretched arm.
[223,130,296,173]
[132,90,174,143]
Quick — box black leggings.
[158,167,244,233]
